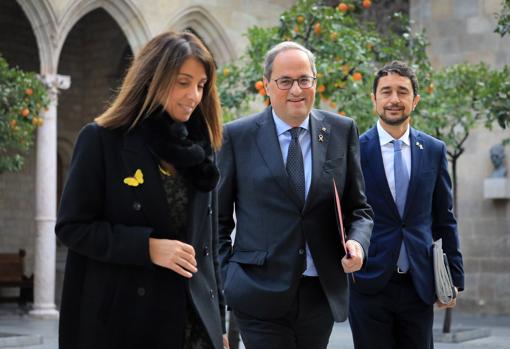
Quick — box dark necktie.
[287,127,305,204]
[392,139,410,272]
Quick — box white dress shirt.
[272,111,318,276]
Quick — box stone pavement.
[0,308,509,349]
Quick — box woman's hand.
[149,238,197,278]
[222,334,229,349]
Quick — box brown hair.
[373,60,419,97]
[95,31,222,150]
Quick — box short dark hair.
[373,61,419,97]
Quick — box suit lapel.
[255,108,303,209]
[403,128,424,218]
[121,128,171,233]
[303,111,328,212]
[364,126,401,219]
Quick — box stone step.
[0,333,43,348]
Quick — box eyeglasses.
[272,76,317,90]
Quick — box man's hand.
[341,240,364,273]
[436,287,458,309]
[149,238,197,278]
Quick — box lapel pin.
[416,141,423,150]
[318,127,327,142]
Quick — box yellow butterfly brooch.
[124,169,144,187]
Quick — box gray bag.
[433,239,457,304]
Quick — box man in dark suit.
[349,61,464,349]
[217,41,373,349]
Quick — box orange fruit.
[338,3,349,12]
[426,84,434,94]
[258,88,266,96]
[21,108,30,117]
[293,25,300,33]
[362,0,372,9]
[31,117,43,126]
[313,23,321,34]
[297,15,305,23]
[352,72,363,81]
[339,111,346,116]
[9,119,17,128]
[255,80,264,90]
[329,101,337,109]
[317,84,326,93]
[25,88,33,96]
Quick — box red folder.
[333,178,355,283]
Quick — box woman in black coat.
[56,31,227,349]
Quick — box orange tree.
[217,0,431,131]
[0,55,49,173]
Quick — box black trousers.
[234,276,334,349]
[349,272,434,349]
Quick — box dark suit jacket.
[353,125,464,304]
[217,107,373,322]
[56,123,224,349]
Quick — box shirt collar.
[272,109,310,136]
[377,120,410,146]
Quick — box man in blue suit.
[217,41,373,349]
[349,61,464,349]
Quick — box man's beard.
[378,108,410,126]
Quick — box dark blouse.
[159,169,190,239]
[159,168,214,349]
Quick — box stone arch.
[168,5,236,66]
[56,0,150,64]
[15,0,57,73]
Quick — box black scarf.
[140,106,219,192]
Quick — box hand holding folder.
[333,178,356,283]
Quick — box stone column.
[29,74,70,319]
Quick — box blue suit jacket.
[352,125,464,305]
[217,107,373,321]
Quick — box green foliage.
[217,0,510,172]
[217,0,431,132]
[487,65,510,130]
[0,55,49,173]
[415,64,489,161]
[495,0,510,37]
[415,63,510,162]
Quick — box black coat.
[56,122,224,349]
